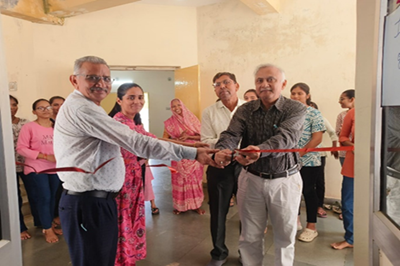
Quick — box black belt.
[246,165,299,179]
[387,167,400,180]
[64,189,120,199]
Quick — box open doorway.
[101,70,175,137]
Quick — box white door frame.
[0,14,23,266]
[355,0,400,265]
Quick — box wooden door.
[174,65,200,118]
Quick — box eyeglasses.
[36,106,52,111]
[213,80,232,89]
[75,74,115,84]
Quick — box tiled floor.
[21,160,353,266]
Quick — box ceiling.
[0,0,276,25]
[138,0,227,7]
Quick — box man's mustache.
[90,87,109,93]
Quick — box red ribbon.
[235,146,354,154]
[16,159,178,174]
[148,164,178,174]
[17,146,355,174]
[16,158,116,174]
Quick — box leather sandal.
[151,207,159,215]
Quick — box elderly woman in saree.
[163,99,205,215]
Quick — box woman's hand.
[46,154,56,163]
[179,132,190,141]
[193,142,210,148]
[39,153,56,162]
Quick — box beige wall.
[198,0,356,199]
[2,2,198,121]
[2,0,357,199]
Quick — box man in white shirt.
[201,72,245,266]
[54,56,220,266]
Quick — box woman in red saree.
[163,99,205,215]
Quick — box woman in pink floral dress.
[163,99,205,215]
[109,83,156,266]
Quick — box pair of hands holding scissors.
[213,145,261,167]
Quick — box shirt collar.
[74,89,84,96]
[216,98,242,109]
[253,95,285,113]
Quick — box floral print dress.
[113,112,156,266]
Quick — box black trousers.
[300,166,321,224]
[316,156,326,208]
[59,191,118,266]
[207,163,242,260]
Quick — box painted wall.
[2,2,198,122]
[197,0,356,199]
[2,0,357,198]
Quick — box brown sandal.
[151,207,160,215]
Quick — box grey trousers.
[237,169,302,266]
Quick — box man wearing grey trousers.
[214,64,307,266]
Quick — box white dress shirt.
[54,90,197,192]
[320,116,338,157]
[201,99,245,149]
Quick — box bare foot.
[53,217,61,226]
[173,209,181,215]
[317,207,327,218]
[43,228,59,243]
[52,222,63,235]
[20,231,31,240]
[230,197,235,207]
[331,240,353,250]
[195,208,205,215]
[52,227,63,235]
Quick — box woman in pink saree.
[163,99,205,215]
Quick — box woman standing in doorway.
[163,99,205,215]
